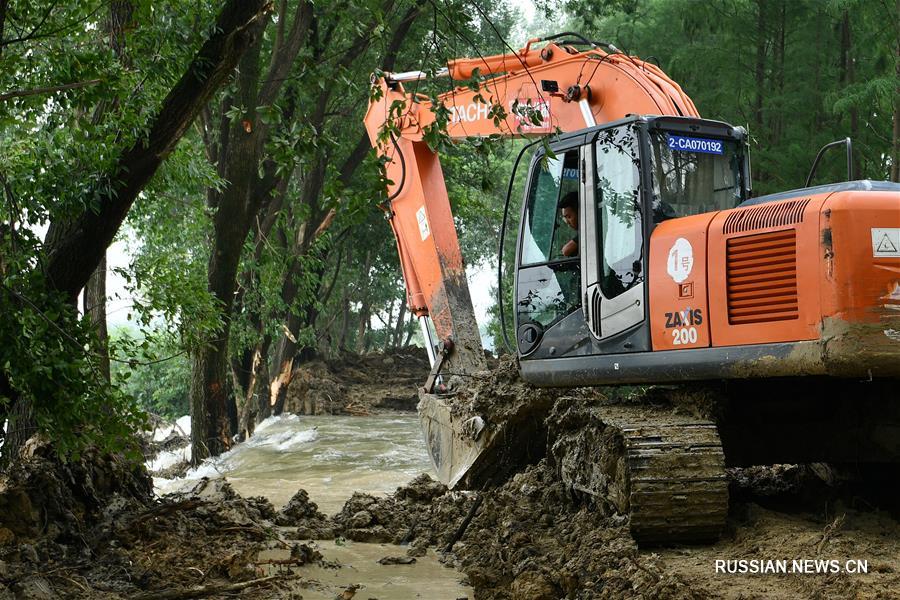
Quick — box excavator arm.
[363,37,699,380]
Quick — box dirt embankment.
[0,439,316,598]
[283,347,430,415]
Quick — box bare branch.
[0,78,101,102]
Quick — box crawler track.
[551,403,728,545]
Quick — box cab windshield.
[649,131,744,220]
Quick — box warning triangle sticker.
[876,233,898,253]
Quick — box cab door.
[514,147,585,357]
[581,123,647,346]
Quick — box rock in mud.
[291,542,323,565]
[377,555,416,565]
[277,489,335,538]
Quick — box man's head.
[559,192,578,230]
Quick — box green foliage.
[0,0,227,459]
[0,278,147,459]
[111,328,190,420]
[122,137,224,351]
[565,0,898,193]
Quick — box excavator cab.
[514,116,750,365]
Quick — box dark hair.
[559,191,578,211]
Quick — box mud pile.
[0,440,316,598]
[331,474,474,554]
[284,347,430,415]
[276,488,335,539]
[0,437,152,543]
[453,461,701,600]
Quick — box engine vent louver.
[726,229,799,325]
[722,199,810,234]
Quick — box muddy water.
[155,414,435,514]
[153,414,472,599]
[262,540,472,600]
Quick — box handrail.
[805,138,853,187]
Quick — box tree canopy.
[1,0,896,464]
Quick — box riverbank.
[3,351,899,598]
[2,433,899,598]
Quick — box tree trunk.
[840,10,860,178]
[893,52,900,182]
[754,0,767,133]
[0,0,8,59]
[192,33,268,462]
[190,345,231,463]
[229,175,289,434]
[392,298,407,349]
[256,349,274,422]
[891,0,899,183]
[191,3,316,461]
[1,389,34,466]
[269,241,334,415]
[355,250,373,354]
[83,254,110,381]
[338,288,351,352]
[771,0,785,146]
[403,312,415,347]
[236,335,269,441]
[382,298,396,352]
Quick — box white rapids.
[152,413,435,515]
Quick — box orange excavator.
[364,33,900,544]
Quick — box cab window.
[517,149,581,329]
[595,125,643,299]
[649,131,743,218]
[521,151,580,264]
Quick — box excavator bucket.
[418,392,491,489]
[417,358,557,490]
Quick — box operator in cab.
[559,191,579,257]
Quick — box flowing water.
[151,413,473,599]
[154,414,434,513]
